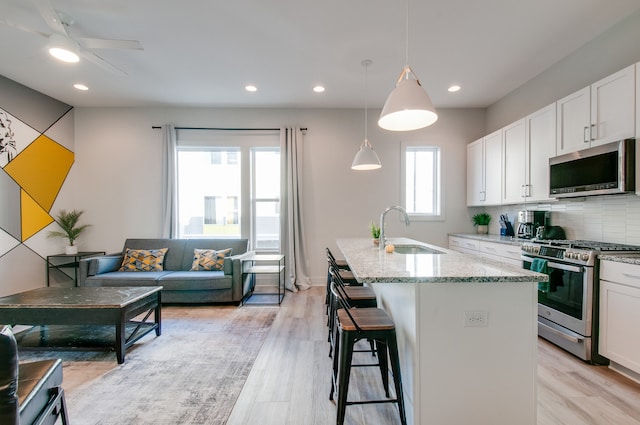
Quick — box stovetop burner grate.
[530,239,640,252]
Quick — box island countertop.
[337,237,548,284]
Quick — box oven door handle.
[522,256,584,273]
[538,321,584,344]
[544,261,583,273]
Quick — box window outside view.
[177,146,281,251]
[405,147,440,216]
[177,149,241,238]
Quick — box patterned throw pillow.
[119,248,169,272]
[190,248,232,271]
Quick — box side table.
[242,254,285,305]
[46,251,106,287]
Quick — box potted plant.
[369,221,381,245]
[47,209,91,254]
[472,212,491,234]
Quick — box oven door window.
[525,260,584,320]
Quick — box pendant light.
[378,0,438,132]
[352,60,382,171]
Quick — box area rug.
[18,305,278,425]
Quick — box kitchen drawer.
[600,260,640,290]
[479,241,522,262]
[448,236,480,252]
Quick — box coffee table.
[0,286,162,363]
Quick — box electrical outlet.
[464,311,488,327]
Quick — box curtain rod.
[152,126,307,131]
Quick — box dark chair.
[329,282,406,425]
[327,268,377,356]
[0,325,70,425]
[325,248,357,309]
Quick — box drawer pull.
[622,273,640,280]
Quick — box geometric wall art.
[0,75,74,293]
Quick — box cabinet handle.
[583,126,589,143]
[591,124,596,141]
[622,273,640,280]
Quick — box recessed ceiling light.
[448,85,461,92]
[73,83,89,91]
[313,85,325,93]
[245,85,257,92]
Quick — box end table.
[242,254,285,305]
[46,251,106,287]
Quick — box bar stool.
[325,248,357,309]
[329,281,407,425]
[327,268,377,357]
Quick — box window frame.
[400,142,444,222]
[175,129,281,249]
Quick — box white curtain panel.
[161,124,178,238]
[281,127,311,291]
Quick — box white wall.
[70,107,484,285]
[486,9,640,132]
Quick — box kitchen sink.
[393,244,445,255]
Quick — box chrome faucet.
[379,205,411,249]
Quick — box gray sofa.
[78,238,253,304]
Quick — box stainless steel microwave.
[549,139,636,198]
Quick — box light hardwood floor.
[58,286,640,424]
[228,286,640,425]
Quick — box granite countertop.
[449,233,526,246]
[599,253,640,266]
[336,237,547,284]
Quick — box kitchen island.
[337,237,547,425]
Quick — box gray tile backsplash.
[483,194,640,245]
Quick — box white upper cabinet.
[557,64,636,155]
[556,87,590,155]
[466,130,502,206]
[502,119,527,204]
[526,103,557,202]
[502,103,556,204]
[467,138,484,206]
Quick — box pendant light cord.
[364,61,368,142]
[405,0,409,67]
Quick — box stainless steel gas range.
[521,239,640,364]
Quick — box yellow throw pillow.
[190,248,232,271]
[119,248,168,272]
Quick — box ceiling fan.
[0,0,143,76]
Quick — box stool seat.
[337,308,395,332]
[341,286,377,302]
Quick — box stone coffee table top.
[0,286,161,308]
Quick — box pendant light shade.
[352,60,381,171]
[378,66,438,131]
[378,0,438,132]
[352,138,381,170]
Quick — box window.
[403,146,441,219]
[176,130,281,250]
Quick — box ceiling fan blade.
[77,37,143,51]
[80,50,127,76]
[31,0,68,35]
[0,17,49,39]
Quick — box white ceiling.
[1,0,639,110]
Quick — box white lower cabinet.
[599,260,640,377]
[448,236,480,255]
[449,236,521,266]
[479,240,522,267]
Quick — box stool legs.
[387,332,407,425]
[330,329,407,425]
[335,331,355,425]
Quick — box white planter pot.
[476,225,489,234]
[65,245,78,255]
